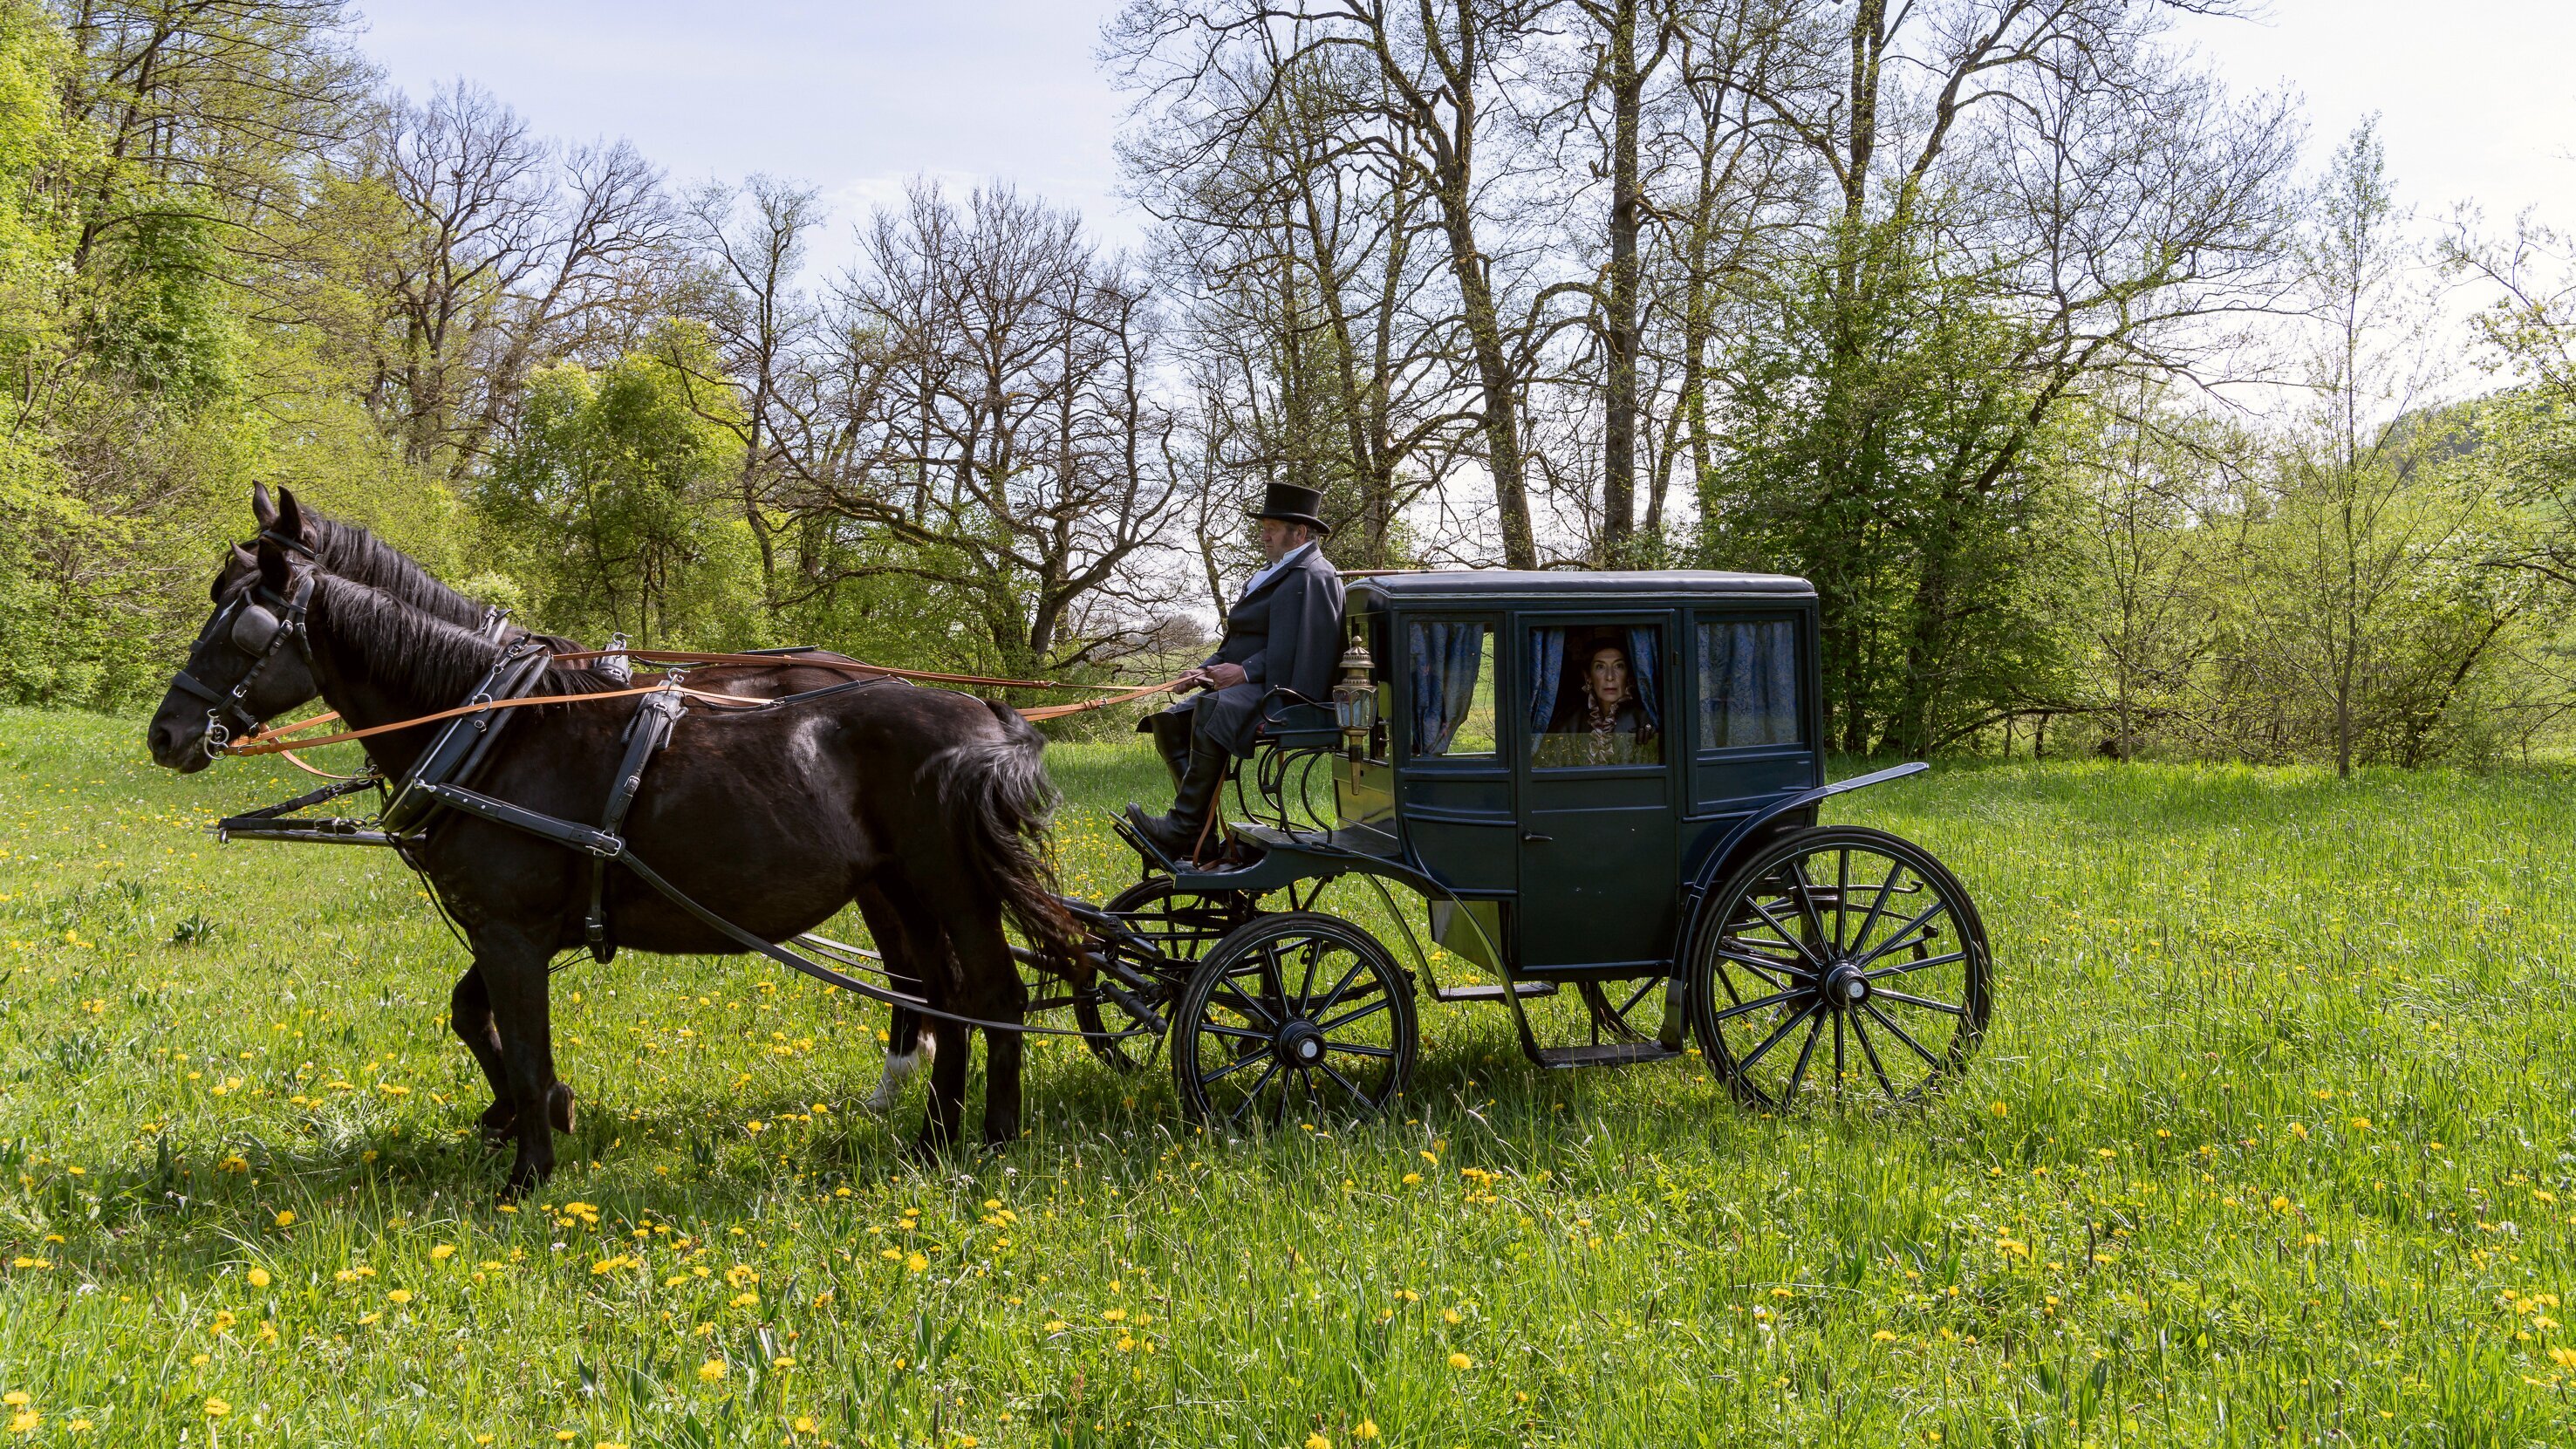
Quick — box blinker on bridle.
[168,555,317,758]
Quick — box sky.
[352,0,2576,273]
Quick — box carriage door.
[1515,615,1677,974]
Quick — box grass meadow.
[0,705,2572,1446]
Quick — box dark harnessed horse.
[148,489,1076,1190]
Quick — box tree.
[478,321,759,646]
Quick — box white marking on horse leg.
[864,1029,935,1114]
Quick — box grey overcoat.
[1148,544,1345,755]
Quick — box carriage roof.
[1344,569,1814,604]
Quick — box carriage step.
[1432,981,1559,1004]
[1534,1042,1682,1070]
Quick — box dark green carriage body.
[1170,570,1832,983]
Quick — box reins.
[222,652,1181,758]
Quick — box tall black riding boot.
[1126,736,1229,860]
[1145,708,1193,787]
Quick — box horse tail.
[924,700,1076,950]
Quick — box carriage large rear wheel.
[1687,826,1989,1109]
[1171,912,1417,1131]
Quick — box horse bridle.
[168,530,318,758]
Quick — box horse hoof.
[547,1083,577,1135]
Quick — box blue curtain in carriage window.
[1626,626,1661,733]
[1407,621,1486,756]
[1526,627,1566,736]
[1697,620,1800,748]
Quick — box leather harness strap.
[584,680,687,963]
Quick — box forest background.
[8,0,2576,770]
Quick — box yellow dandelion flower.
[203,1398,230,1418]
[1447,1352,1472,1370]
[793,1418,818,1434]
[5,1411,36,1435]
[730,1292,759,1308]
[247,1268,271,1288]
[3,1394,28,1407]
[274,1211,296,1227]
[697,1359,726,1383]
[905,1254,927,1274]
[430,1244,456,1261]
[1100,1307,1125,1322]
[1355,1420,1380,1439]
[1306,1434,1330,1449]
[1044,1319,1067,1333]
[1873,1329,1899,1342]
[386,1288,412,1304]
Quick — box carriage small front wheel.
[1171,911,1418,1131]
[1688,825,1991,1109]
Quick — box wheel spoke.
[1782,1009,1825,1105]
[1713,943,1811,987]
[1786,859,1833,961]
[1310,956,1369,1019]
[1844,860,1907,960]
[1296,939,1320,1010]
[1851,899,1950,971]
[1611,977,1657,1021]
[1707,988,1803,1025]
[1315,1057,1376,1108]
[1221,1058,1282,1124]
[1862,1002,1944,1069]
[1872,988,1967,1017]
[1735,1001,1822,1074]
[1849,1015,1900,1100]
[1198,1042,1274,1084]
[1322,1040,1394,1060]
[1833,848,1852,953]
[1864,950,1964,981]
[1211,980,1279,1029]
[1316,993,1392,1035]
[1833,1012,1845,1088]
[1199,1022,1274,1042]
[1745,897,1830,968]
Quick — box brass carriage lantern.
[1331,639,1377,760]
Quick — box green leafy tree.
[479,323,763,646]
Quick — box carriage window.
[1697,619,1800,749]
[1527,625,1662,768]
[1407,621,1494,758]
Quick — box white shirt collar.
[1240,538,1317,600]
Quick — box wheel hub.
[1275,1018,1327,1066]
[1819,960,1871,1011]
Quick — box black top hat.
[1250,482,1332,535]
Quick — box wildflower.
[697,1359,726,1384]
[1402,1172,1422,1186]
[1989,1102,2007,1118]
[386,1288,412,1304]
[2552,1346,2576,1369]
[1873,1329,1898,1342]
[1100,1308,1126,1322]
[905,1253,927,1274]
[2270,1195,2292,1213]
[0,1397,24,1409]
[5,1411,35,1435]
[1447,1352,1472,1370]
[773,1356,796,1369]
[274,1211,296,1227]
[1355,1420,1379,1439]
[203,1398,230,1418]
[430,1244,456,1261]
[730,1292,759,1309]
[1306,1435,1330,1449]
[247,1268,271,1288]
[794,1419,819,1434]
[1441,1309,1462,1325]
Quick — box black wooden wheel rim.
[1688,826,1990,1111]
[1171,911,1418,1131]
[1072,879,1256,1073]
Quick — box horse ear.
[250,481,277,529]
[272,487,312,549]
[214,543,256,603]
[256,534,295,595]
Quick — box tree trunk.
[1599,0,1642,559]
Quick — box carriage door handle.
[1520,832,1552,844]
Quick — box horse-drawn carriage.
[1017,570,1993,1127]
[154,496,1989,1180]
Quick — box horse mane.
[297,508,586,653]
[311,572,626,707]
